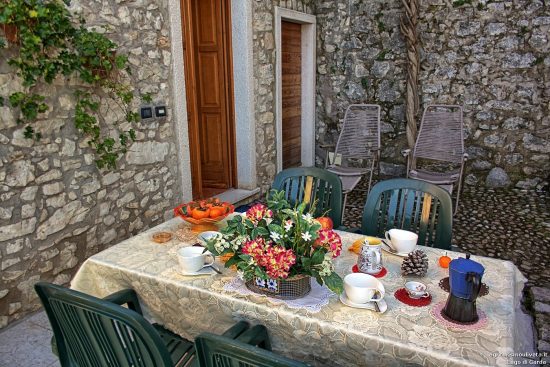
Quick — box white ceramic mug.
[177,246,215,273]
[384,229,418,254]
[343,273,385,304]
[405,281,430,299]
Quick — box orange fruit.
[192,207,210,220]
[439,252,451,268]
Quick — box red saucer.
[351,265,387,278]
[394,288,432,307]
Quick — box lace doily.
[223,277,334,313]
[430,301,488,331]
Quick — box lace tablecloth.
[72,217,530,367]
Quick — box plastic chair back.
[362,179,453,249]
[272,167,343,228]
[35,282,174,367]
[195,333,308,367]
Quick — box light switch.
[140,107,153,120]
[155,106,167,118]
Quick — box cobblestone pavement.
[344,176,550,360]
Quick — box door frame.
[180,0,237,199]
[274,7,316,173]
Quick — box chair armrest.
[401,149,411,157]
[236,325,272,351]
[103,289,143,315]
[222,321,250,339]
[318,143,336,150]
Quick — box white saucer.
[339,292,388,313]
[178,266,216,276]
[380,241,412,257]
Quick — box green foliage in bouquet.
[205,190,344,294]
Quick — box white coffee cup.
[384,229,418,254]
[343,273,385,304]
[405,281,430,299]
[177,247,215,273]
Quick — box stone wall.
[316,0,549,189]
[0,0,184,328]
[253,0,315,193]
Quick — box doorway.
[181,0,237,199]
[275,8,316,173]
[281,21,302,168]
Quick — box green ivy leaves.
[0,0,143,169]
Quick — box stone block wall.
[316,0,549,189]
[0,0,184,328]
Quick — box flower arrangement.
[204,190,344,294]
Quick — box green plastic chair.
[361,178,453,249]
[195,327,309,367]
[34,282,251,367]
[272,167,343,228]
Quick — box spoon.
[207,264,222,274]
[372,290,382,312]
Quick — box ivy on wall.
[0,0,152,169]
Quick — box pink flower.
[242,237,268,263]
[314,229,342,258]
[243,237,296,279]
[263,246,296,279]
[245,204,273,225]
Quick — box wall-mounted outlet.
[155,106,167,118]
[140,106,153,120]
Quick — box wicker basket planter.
[245,275,311,300]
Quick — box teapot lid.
[449,254,484,274]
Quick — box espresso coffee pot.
[442,254,485,323]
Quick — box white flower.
[265,217,273,225]
[319,256,334,277]
[236,270,244,280]
[301,232,312,241]
[302,213,314,223]
[284,220,293,232]
[270,231,281,241]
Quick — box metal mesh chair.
[325,104,381,221]
[402,105,468,214]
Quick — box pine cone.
[401,249,429,276]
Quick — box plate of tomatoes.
[174,198,234,231]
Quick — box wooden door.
[181,0,236,199]
[281,21,302,169]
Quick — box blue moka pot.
[443,254,485,323]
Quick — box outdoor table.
[71,217,530,367]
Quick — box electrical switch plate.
[140,106,153,119]
[155,106,167,118]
